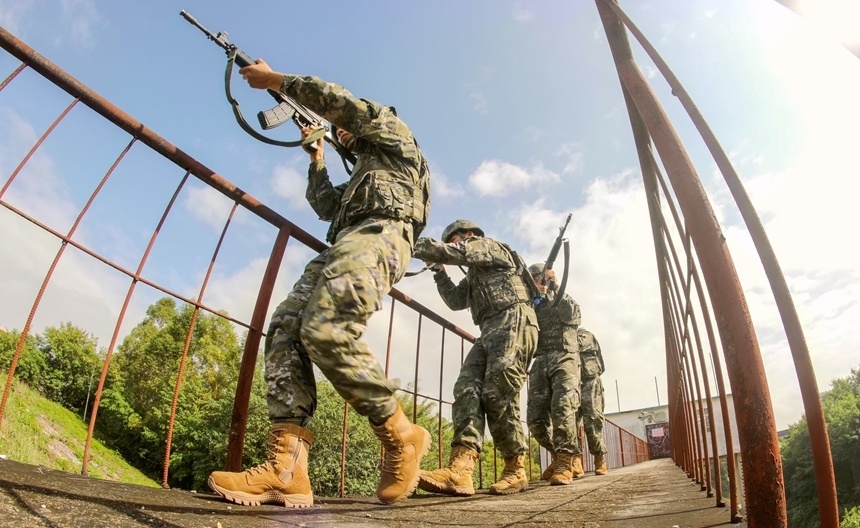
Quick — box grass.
[0,376,159,488]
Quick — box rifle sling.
[551,239,571,309]
[224,50,305,148]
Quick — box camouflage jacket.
[413,235,535,326]
[533,292,581,356]
[577,327,605,380]
[282,75,430,244]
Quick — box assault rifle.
[535,213,572,308]
[180,10,356,170]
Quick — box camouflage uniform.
[265,75,430,424]
[577,328,607,455]
[412,235,539,458]
[527,292,583,456]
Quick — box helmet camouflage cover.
[441,219,484,242]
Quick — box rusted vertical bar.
[340,401,349,498]
[412,314,423,422]
[226,225,292,470]
[667,269,704,486]
[0,62,26,92]
[655,179,722,500]
[82,172,190,474]
[438,327,446,467]
[596,2,785,524]
[619,428,625,466]
[653,161,736,514]
[162,202,238,487]
[384,301,396,377]
[605,3,835,521]
[0,98,77,199]
[664,231,712,492]
[1,133,131,427]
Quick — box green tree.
[98,297,244,485]
[843,506,860,528]
[782,365,860,527]
[38,323,101,414]
[0,328,46,386]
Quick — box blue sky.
[1,1,858,431]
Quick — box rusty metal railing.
[0,25,651,499]
[0,25,480,491]
[595,1,838,527]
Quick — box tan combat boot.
[489,453,529,495]
[571,454,585,478]
[541,451,556,481]
[208,423,314,508]
[549,452,576,485]
[594,454,608,475]
[417,445,479,496]
[370,404,432,504]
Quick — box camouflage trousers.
[264,216,412,425]
[578,375,607,455]
[527,349,582,455]
[451,303,538,459]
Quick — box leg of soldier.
[450,339,488,453]
[526,353,553,451]
[482,304,538,495]
[207,252,327,508]
[299,218,409,417]
[482,304,538,459]
[581,377,607,456]
[416,339,485,496]
[264,251,327,425]
[526,353,554,480]
[547,349,583,483]
[299,217,430,503]
[548,349,582,456]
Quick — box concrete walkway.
[0,458,745,527]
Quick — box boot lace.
[378,430,404,473]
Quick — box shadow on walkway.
[0,458,745,527]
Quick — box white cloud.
[554,142,586,177]
[430,168,465,200]
[0,0,35,33]
[512,5,535,23]
[183,183,237,230]
[59,0,100,46]
[271,162,311,212]
[468,159,561,197]
[469,88,489,115]
[505,169,666,413]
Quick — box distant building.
[606,394,741,458]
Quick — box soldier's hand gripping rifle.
[535,213,572,308]
[180,10,356,173]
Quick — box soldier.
[208,62,432,507]
[412,220,539,496]
[526,263,585,485]
[577,327,608,475]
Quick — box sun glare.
[794,0,860,48]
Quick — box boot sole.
[417,476,475,496]
[378,426,432,504]
[489,482,529,495]
[208,476,313,508]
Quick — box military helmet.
[528,262,545,277]
[441,219,484,243]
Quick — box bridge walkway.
[0,458,744,527]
